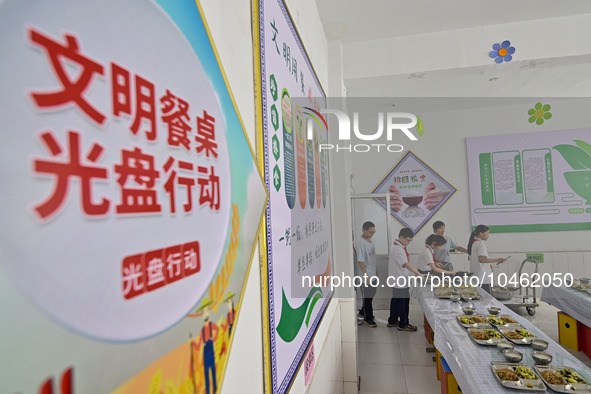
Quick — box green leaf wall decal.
[574,140,591,157]
[553,144,591,170]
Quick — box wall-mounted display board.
[0,1,266,392]
[372,151,456,235]
[466,129,591,232]
[255,0,334,392]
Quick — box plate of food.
[434,287,458,299]
[535,365,591,393]
[487,315,521,328]
[456,314,491,328]
[458,288,481,300]
[491,362,546,391]
[498,325,536,345]
[467,327,504,345]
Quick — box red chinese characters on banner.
[28,28,106,125]
[195,110,218,158]
[33,131,109,219]
[111,62,157,140]
[29,26,223,221]
[197,165,221,210]
[114,147,161,214]
[161,90,192,150]
[163,157,196,214]
[122,241,201,300]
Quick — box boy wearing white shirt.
[387,228,422,331]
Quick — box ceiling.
[315,0,591,97]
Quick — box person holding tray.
[417,234,456,276]
[467,224,507,294]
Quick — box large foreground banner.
[0,1,266,392]
[466,129,591,232]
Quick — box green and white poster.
[467,129,591,233]
[256,0,333,393]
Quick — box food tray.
[434,288,458,299]
[456,314,492,329]
[491,362,546,391]
[487,315,522,328]
[572,282,591,292]
[534,365,591,393]
[498,325,536,345]
[467,327,505,345]
[457,288,482,300]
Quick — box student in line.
[388,228,423,332]
[417,234,456,276]
[467,224,507,294]
[432,220,467,271]
[356,221,378,328]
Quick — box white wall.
[200,0,349,393]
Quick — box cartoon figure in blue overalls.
[196,298,218,394]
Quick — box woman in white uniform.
[467,225,507,294]
[417,234,456,276]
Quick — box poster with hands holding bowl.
[372,151,456,234]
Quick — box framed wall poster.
[466,129,591,232]
[0,1,266,392]
[255,0,334,392]
[372,151,456,234]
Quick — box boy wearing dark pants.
[388,228,422,331]
[357,221,377,328]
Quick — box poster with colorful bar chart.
[0,0,266,393]
[256,0,334,393]
[466,129,591,232]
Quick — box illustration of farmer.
[194,298,219,394]
[224,292,236,337]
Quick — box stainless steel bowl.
[462,307,475,315]
[461,296,472,302]
[497,341,514,352]
[503,349,523,363]
[492,286,514,301]
[531,351,552,365]
[450,294,461,302]
[530,338,549,351]
[487,307,501,315]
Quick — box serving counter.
[415,285,591,393]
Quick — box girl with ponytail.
[467,225,507,294]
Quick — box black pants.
[481,283,492,294]
[389,287,410,327]
[360,284,377,322]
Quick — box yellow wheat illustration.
[208,203,240,313]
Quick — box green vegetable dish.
[488,317,505,326]
[558,368,586,384]
[515,328,534,338]
[484,329,502,339]
[515,366,538,380]
[459,316,474,325]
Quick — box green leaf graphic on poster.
[554,140,591,204]
[276,287,323,342]
[553,144,591,170]
[575,140,591,157]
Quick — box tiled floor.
[356,298,591,394]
